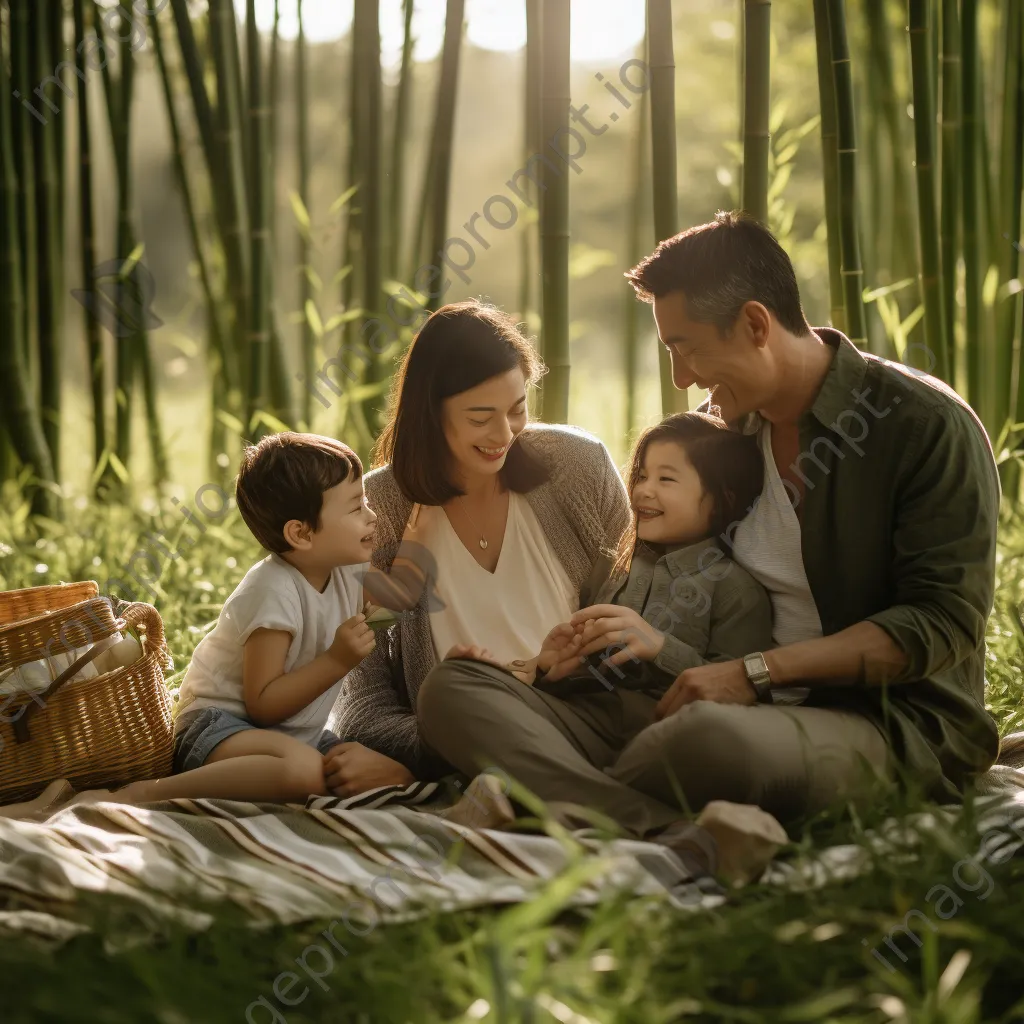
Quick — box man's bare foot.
[437,773,515,830]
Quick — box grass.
[2,484,1024,1022]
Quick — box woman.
[330,300,692,839]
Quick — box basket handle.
[10,625,126,744]
[118,602,169,666]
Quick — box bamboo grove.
[0,1,1022,519]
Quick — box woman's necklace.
[458,479,500,550]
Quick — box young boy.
[114,432,380,803]
[111,432,514,826]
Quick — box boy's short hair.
[235,432,363,553]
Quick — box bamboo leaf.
[767,163,794,204]
[324,308,366,332]
[567,243,617,280]
[346,379,394,402]
[305,299,324,339]
[107,451,130,485]
[251,409,292,434]
[119,242,146,279]
[303,266,323,291]
[329,184,359,215]
[863,278,918,303]
[288,189,312,236]
[332,266,354,287]
[982,264,1000,307]
[216,409,247,435]
[89,449,111,490]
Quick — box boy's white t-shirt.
[174,554,367,744]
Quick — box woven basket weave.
[0,584,173,804]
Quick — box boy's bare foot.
[436,773,516,830]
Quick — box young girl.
[449,412,774,695]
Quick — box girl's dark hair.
[612,411,764,576]
[235,432,362,553]
[372,299,550,504]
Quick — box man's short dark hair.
[626,210,812,336]
[235,432,362,553]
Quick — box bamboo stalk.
[10,0,38,373]
[341,28,360,355]
[31,0,63,477]
[539,0,570,424]
[864,0,918,296]
[210,0,251,394]
[812,0,845,332]
[245,0,271,434]
[72,0,106,477]
[0,22,57,516]
[353,0,386,433]
[647,0,686,415]
[149,6,235,397]
[999,2,1024,422]
[425,0,465,315]
[741,0,771,226]
[624,73,649,437]
[297,0,313,427]
[150,5,236,475]
[961,0,984,416]
[825,0,867,347]
[939,0,960,388]
[519,0,542,333]
[388,0,415,279]
[908,0,949,383]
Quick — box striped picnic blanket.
[0,782,721,948]
[3,779,1023,950]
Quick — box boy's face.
[301,475,377,566]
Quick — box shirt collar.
[636,538,718,578]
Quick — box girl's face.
[631,440,714,547]
[441,367,528,486]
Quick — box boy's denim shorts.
[172,706,346,774]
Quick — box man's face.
[652,292,767,422]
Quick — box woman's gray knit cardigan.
[331,423,631,778]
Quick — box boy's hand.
[569,604,666,666]
[536,622,585,681]
[327,614,375,674]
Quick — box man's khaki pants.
[417,659,893,837]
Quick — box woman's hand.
[568,604,666,668]
[536,622,585,682]
[322,742,414,797]
[443,643,506,667]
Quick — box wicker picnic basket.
[0,582,174,804]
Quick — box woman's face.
[631,440,714,546]
[441,367,529,484]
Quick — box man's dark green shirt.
[720,328,1001,801]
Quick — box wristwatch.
[742,652,774,704]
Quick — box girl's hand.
[322,742,414,797]
[569,604,666,668]
[536,622,585,682]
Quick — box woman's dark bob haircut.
[372,300,550,505]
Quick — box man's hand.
[655,659,756,719]
[326,614,375,674]
[569,604,666,666]
[322,742,414,797]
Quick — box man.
[604,210,1000,816]
[418,211,1000,829]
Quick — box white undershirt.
[406,492,578,665]
[731,420,821,704]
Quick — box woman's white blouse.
[405,491,579,664]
